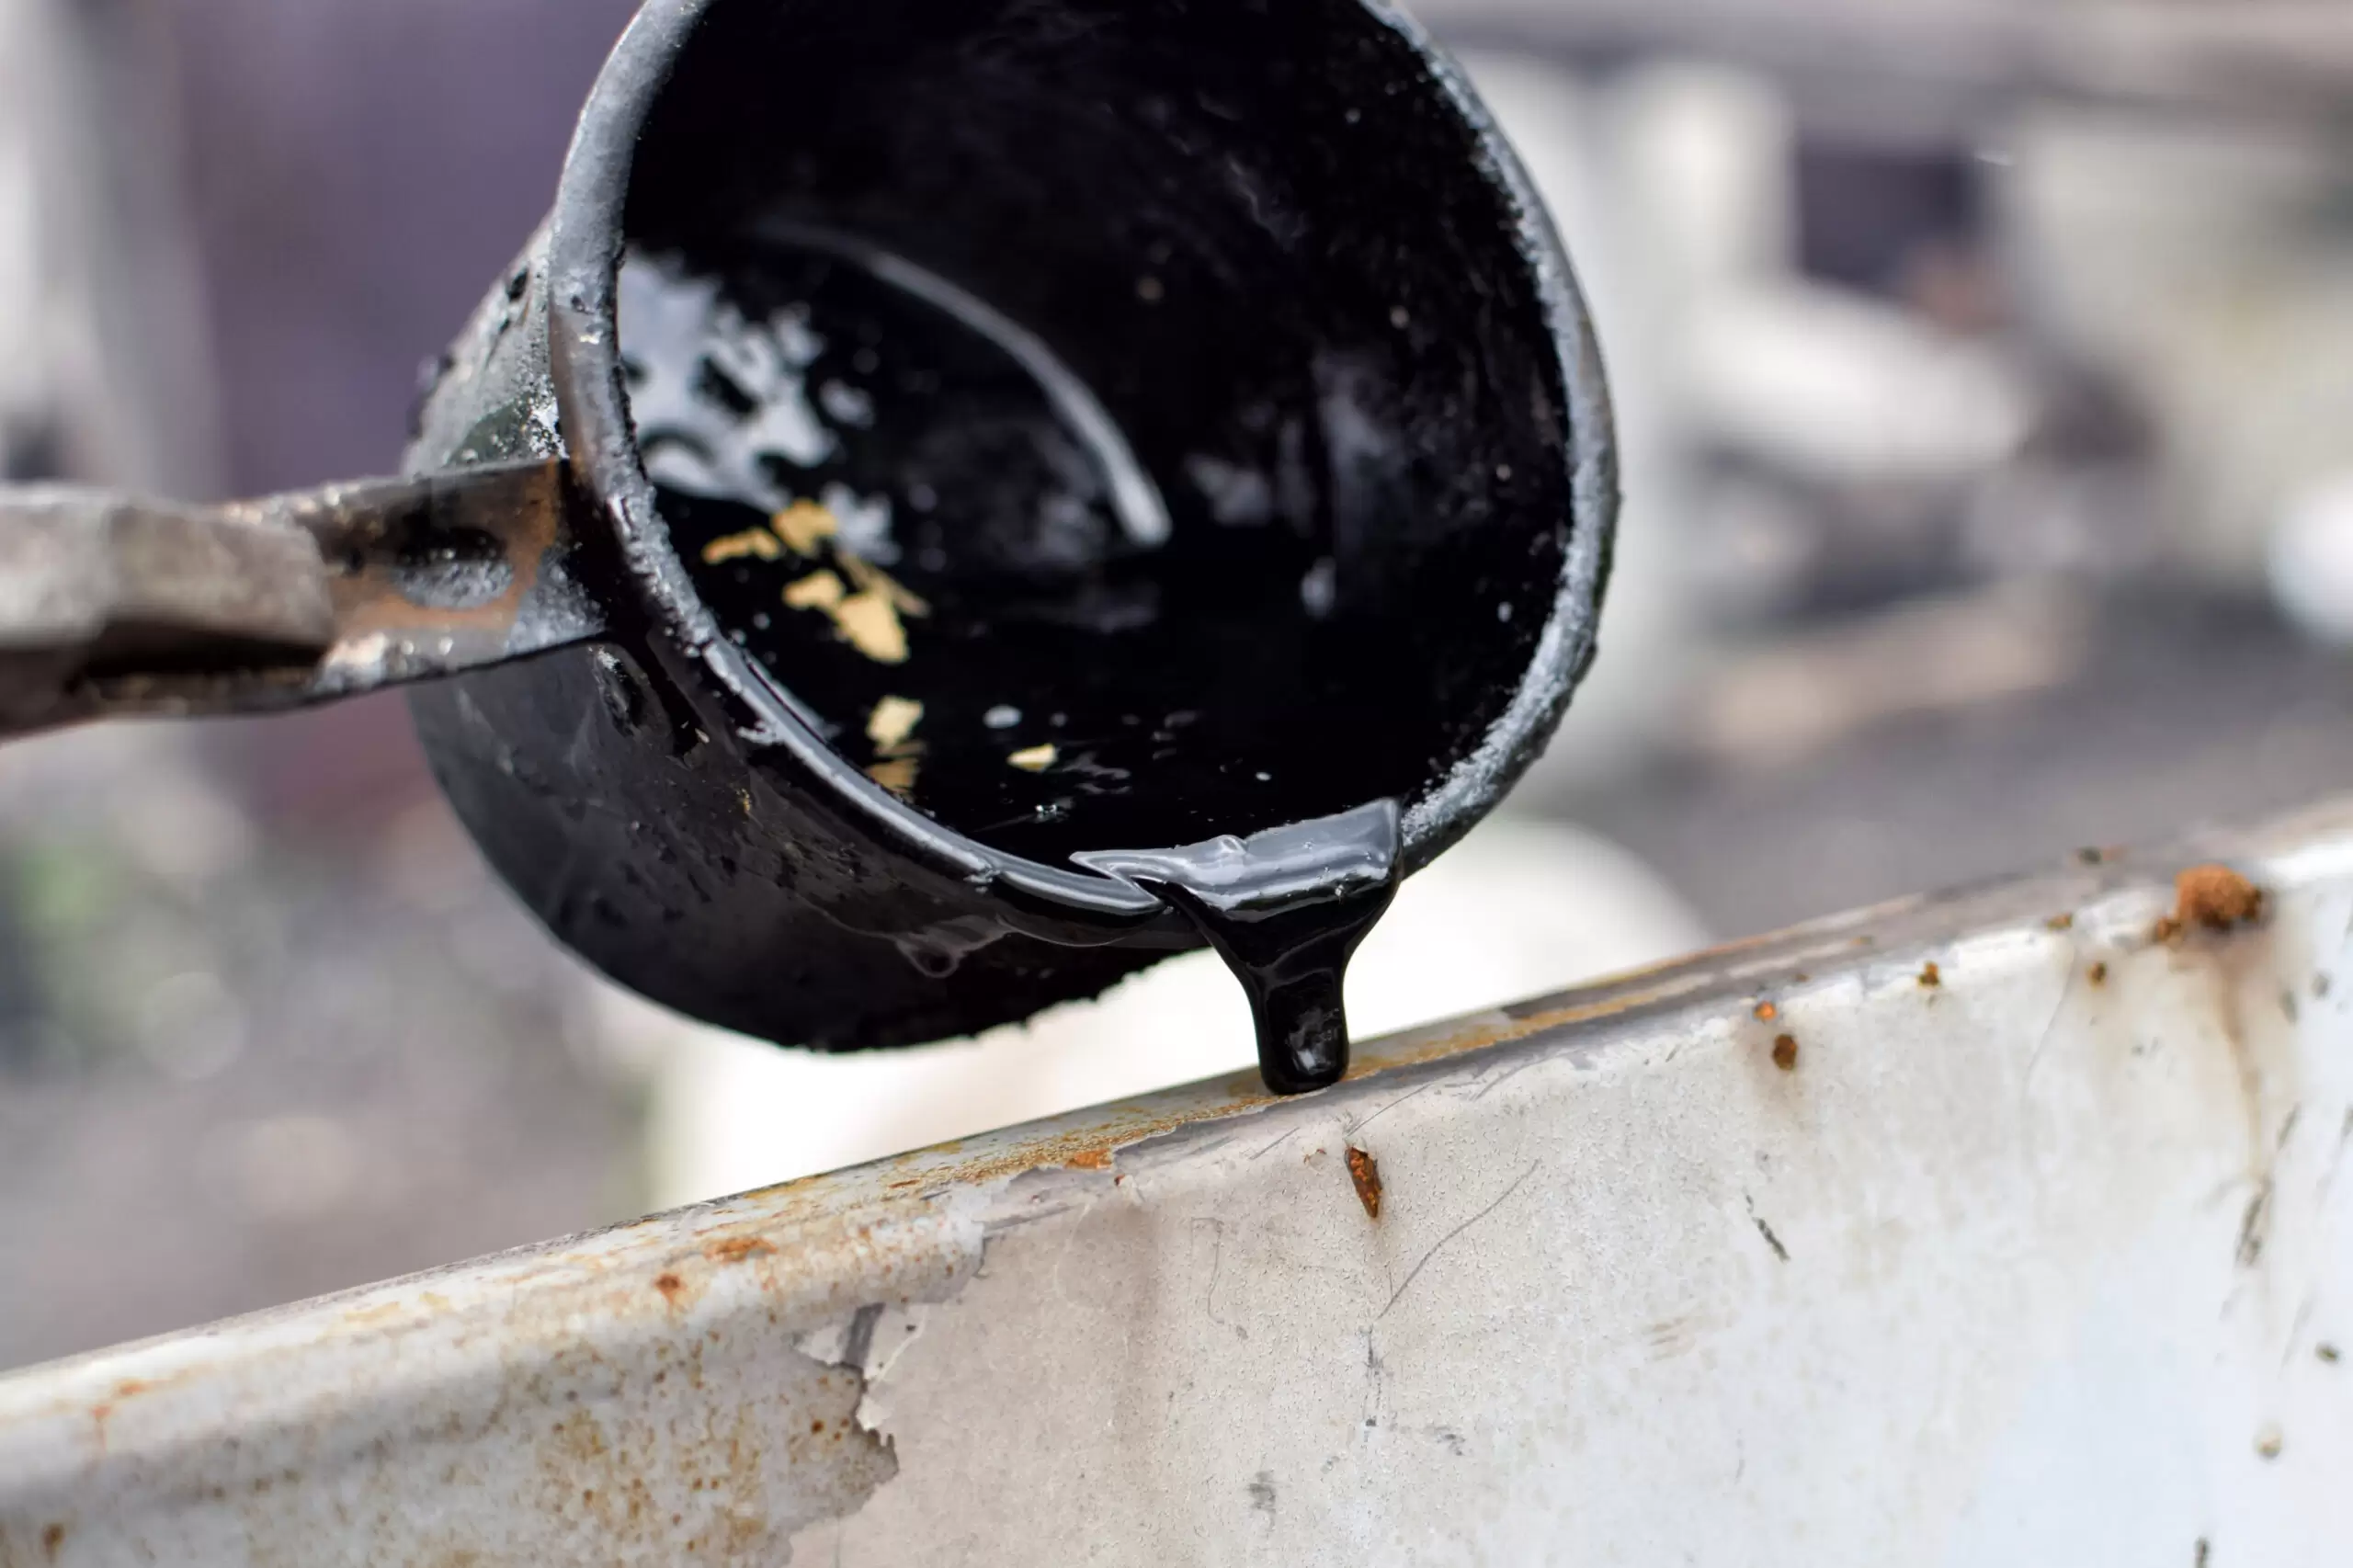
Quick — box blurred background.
[8,0,2353,1371]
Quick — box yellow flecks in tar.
[785,570,847,611]
[868,697,925,754]
[772,500,841,555]
[835,592,910,664]
[837,552,931,617]
[866,756,920,798]
[701,528,784,564]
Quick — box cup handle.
[0,458,606,737]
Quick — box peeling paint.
[6,806,2353,1563]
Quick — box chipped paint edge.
[4,797,2353,1557]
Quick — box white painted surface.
[4,807,2350,1565]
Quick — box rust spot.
[2087,960,2109,986]
[1918,961,1942,989]
[1063,1148,1114,1171]
[812,1419,826,1434]
[2170,864,2265,938]
[875,1092,1279,1192]
[705,1236,776,1265]
[654,1272,686,1305]
[1346,1146,1383,1219]
[1753,1001,1779,1023]
[2046,913,2075,932]
[41,1523,64,1560]
[1771,1034,1799,1073]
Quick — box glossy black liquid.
[1076,801,1401,1093]
[621,241,1481,1092]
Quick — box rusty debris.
[2087,960,2109,986]
[1771,1034,1799,1072]
[1346,1146,1383,1219]
[1918,961,1941,989]
[1753,1001,1779,1023]
[2160,864,2265,943]
[2045,913,2075,932]
[2318,1344,2342,1365]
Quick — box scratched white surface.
[4,807,2352,1566]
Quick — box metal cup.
[0,0,1615,1053]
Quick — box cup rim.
[543,0,1616,923]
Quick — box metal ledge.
[6,802,2353,1563]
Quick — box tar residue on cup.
[620,234,1440,1092]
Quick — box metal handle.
[0,459,606,737]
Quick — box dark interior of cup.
[616,0,1576,867]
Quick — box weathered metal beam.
[6,803,2353,1563]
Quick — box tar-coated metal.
[5,803,2352,1564]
